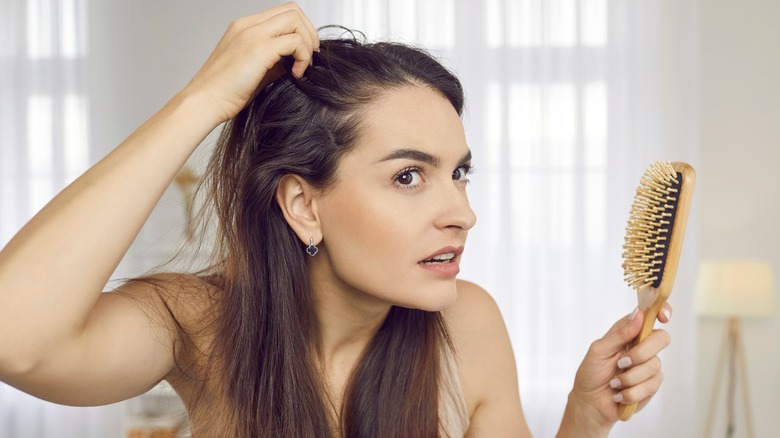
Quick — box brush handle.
[618,286,667,420]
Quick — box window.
[0,0,89,246]
[327,0,609,401]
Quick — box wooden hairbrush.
[618,161,695,421]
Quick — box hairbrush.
[618,161,695,421]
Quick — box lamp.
[696,259,775,438]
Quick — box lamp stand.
[703,318,755,438]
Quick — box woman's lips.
[417,246,463,278]
[419,245,464,262]
[418,254,461,277]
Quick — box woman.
[0,3,672,437]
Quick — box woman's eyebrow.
[458,150,472,165]
[378,148,439,166]
[377,148,472,167]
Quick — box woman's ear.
[276,174,321,244]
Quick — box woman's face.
[313,85,476,312]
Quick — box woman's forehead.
[347,85,467,162]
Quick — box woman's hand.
[559,304,672,436]
[181,2,320,124]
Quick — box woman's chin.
[395,283,459,312]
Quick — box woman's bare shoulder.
[443,280,501,395]
[117,272,221,374]
[443,280,504,335]
[443,280,528,433]
[118,272,220,326]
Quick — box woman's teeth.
[420,252,456,264]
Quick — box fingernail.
[610,378,621,389]
[614,393,624,403]
[618,356,632,369]
[664,309,671,321]
[629,307,639,321]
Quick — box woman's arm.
[447,280,671,437]
[0,2,318,401]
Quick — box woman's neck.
[308,258,391,419]
[314,285,391,367]
[308,256,392,369]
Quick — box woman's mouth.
[418,252,456,265]
[417,246,463,277]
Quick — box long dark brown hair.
[136,31,466,437]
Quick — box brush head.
[622,161,683,290]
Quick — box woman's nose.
[433,184,477,231]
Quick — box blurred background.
[0,0,777,437]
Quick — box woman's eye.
[395,169,423,188]
[452,165,472,183]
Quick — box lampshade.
[695,260,775,318]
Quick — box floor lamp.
[695,260,775,438]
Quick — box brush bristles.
[622,161,681,290]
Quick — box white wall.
[87,1,279,279]
[698,0,780,436]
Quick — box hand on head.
[182,2,320,123]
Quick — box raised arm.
[0,2,319,405]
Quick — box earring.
[306,237,319,256]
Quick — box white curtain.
[301,0,699,436]
[1,0,699,437]
[0,0,90,242]
[0,0,124,436]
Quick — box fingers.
[613,368,664,405]
[611,356,661,389]
[225,3,318,78]
[269,3,320,51]
[230,2,319,48]
[611,328,669,406]
[269,33,314,79]
[588,308,643,357]
[247,8,318,78]
[185,3,323,122]
[618,328,670,369]
[657,302,673,324]
[591,302,672,359]
[571,309,671,423]
[252,3,319,52]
